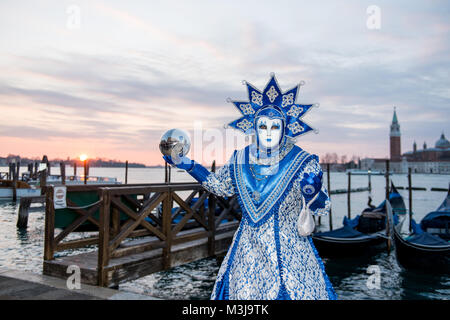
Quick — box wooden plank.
[111,206,120,238]
[53,202,101,245]
[215,197,237,228]
[172,189,198,221]
[56,236,99,251]
[43,223,239,287]
[172,192,209,231]
[111,239,166,259]
[108,193,167,251]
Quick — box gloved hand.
[300,171,323,202]
[163,155,211,183]
[163,155,194,171]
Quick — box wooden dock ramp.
[42,183,241,287]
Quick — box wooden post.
[368,169,372,192]
[27,163,33,178]
[165,162,168,183]
[168,164,171,183]
[111,206,120,238]
[40,169,47,195]
[42,155,50,177]
[8,163,13,180]
[162,188,173,269]
[125,160,128,184]
[60,162,66,185]
[347,171,351,219]
[16,160,20,182]
[11,163,17,202]
[98,189,111,287]
[208,192,216,256]
[83,160,87,185]
[385,160,390,200]
[327,163,333,231]
[73,162,77,178]
[44,186,55,261]
[408,167,412,233]
[385,159,391,252]
[34,162,38,180]
[17,197,32,228]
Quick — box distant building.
[390,107,401,162]
[360,108,450,174]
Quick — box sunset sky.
[0,0,449,166]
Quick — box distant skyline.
[0,1,449,166]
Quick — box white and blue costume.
[164,74,337,300]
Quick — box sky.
[0,0,448,166]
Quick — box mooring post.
[34,162,38,180]
[44,185,55,261]
[40,169,47,195]
[165,162,168,183]
[73,161,77,178]
[125,160,128,184]
[347,171,351,219]
[27,163,33,178]
[17,197,32,229]
[12,163,17,202]
[98,188,111,287]
[385,159,391,252]
[408,167,412,233]
[83,160,87,185]
[208,160,217,256]
[162,188,173,269]
[60,162,66,185]
[327,163,333,231]
[368,169,372,192]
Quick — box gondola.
[390,188,450,273]
[311,182,406,257]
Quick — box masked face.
[256,116,284,150]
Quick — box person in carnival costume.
[164,74,337,300]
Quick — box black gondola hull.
[393,228,450,273]
[311,234,386,257]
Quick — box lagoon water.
[0,166,449,300]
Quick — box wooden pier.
[42,183,241,288]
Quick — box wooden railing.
[43,183,241,286]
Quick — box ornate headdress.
[227,73,318,139]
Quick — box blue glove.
[300,171,323,202]
[163,155,194,171]
[163,155,211,183]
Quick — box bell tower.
[390,107,401,161]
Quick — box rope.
[65,199,102,210]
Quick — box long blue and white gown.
[201,143,337,300]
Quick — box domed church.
[361,108,450,174]
[403,133,450,163]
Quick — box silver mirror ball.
[159,129,191,162]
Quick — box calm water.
[0,166,449,300]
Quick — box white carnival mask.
[256,116,283,151]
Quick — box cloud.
[0,0,448,164]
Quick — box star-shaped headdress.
[227,73,318,138]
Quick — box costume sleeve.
[300,157,331,217]
[200,154,235,198]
